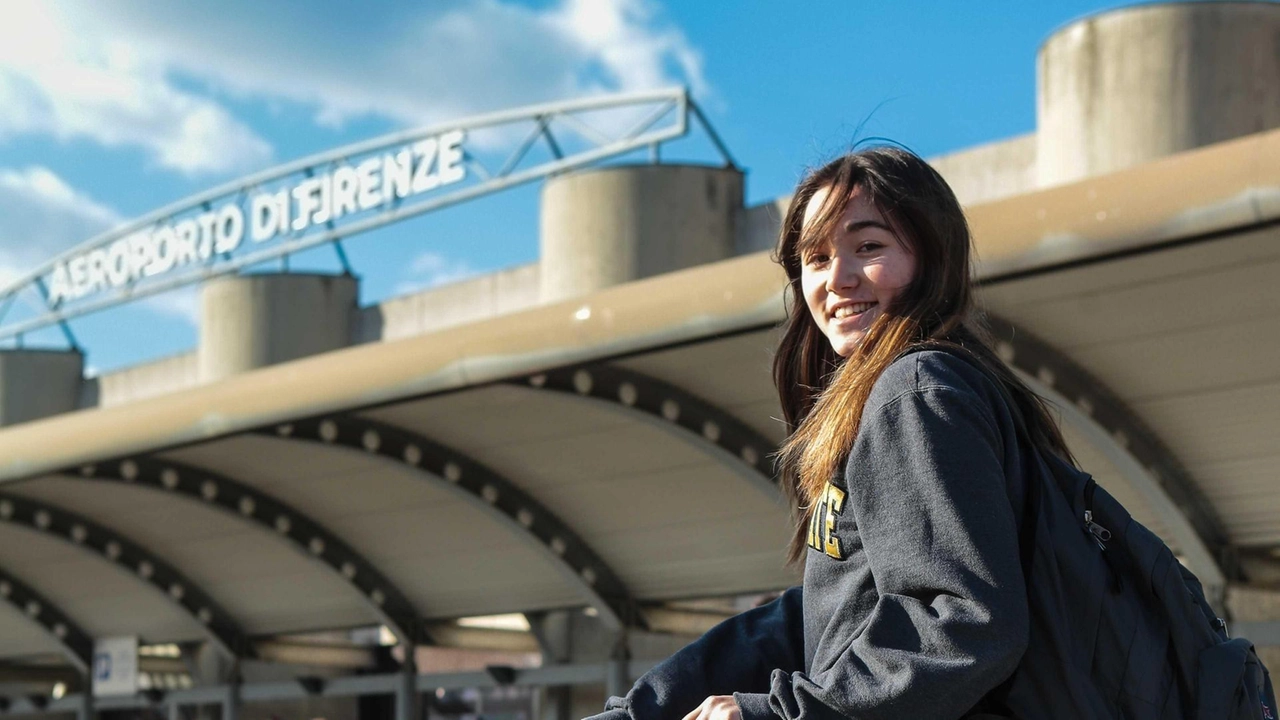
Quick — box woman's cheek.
[865,265,891,290]
[870,261,913,292]
[801,275,825,314]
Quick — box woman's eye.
[857,242,882,253]
[806,254,829,266]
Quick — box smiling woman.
[768,147,1066,560]
[587,147,1094,720]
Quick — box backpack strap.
[896,344,1043,574]
[897,344,1043,716]
[980,361,1043,715]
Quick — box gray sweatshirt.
[592,350,1031,720]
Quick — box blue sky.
[0,0,1138,373]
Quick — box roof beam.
[70,457,428,646]
[508,364,780,501]
[254,415,646,632]
[0,564,93,675]
[0,492,249,659]
[987,315,1237,602]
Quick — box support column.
[395,645,417,720]
[222,683,239,720]
[530,610,649,720]
[530,612,573,720]
[75,691,93,720]
[543,687,572,720]
[187,643,238,720]
[605,635,630,699]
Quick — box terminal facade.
[0,3,1278,719]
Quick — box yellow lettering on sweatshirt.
[807,482,847,560]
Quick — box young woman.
[590,147,1079,720]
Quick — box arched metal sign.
[0,88,727,343]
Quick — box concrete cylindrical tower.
[539,164,744,304]
[1037,2,1280,187]
[0,350,83,426]
[198,273,358,383]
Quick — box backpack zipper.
[1084,478,1123,593]
[1083,479,1111,549]
[1084,510,1112,550]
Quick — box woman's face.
[799,185,917,357]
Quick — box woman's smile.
[831,301,877,319]
[827,301,880,338]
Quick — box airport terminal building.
[0,3,1278,719]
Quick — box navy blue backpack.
[942,345,1278,719]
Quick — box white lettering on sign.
[251,190,289,243]
[46,131,467,304]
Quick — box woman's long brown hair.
[772,147,1072,564]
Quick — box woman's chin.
[830,333,865,358]
[826,311,879,357]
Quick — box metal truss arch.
[71,457,428,646]
[0,491,249,659]
[508,364,781,501]
[0,564,93,675]
[0,88,705,342]
[986,316,1236,597]
[254,416,646,632]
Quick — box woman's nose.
[827,253,859,291]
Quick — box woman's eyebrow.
[843,219,892,234]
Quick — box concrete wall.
[0,350,82,426]
[352,263,541,344]
[736,197,789,256]
[86,352,197,408]
[929,133,1039,206]
[68,266,542,410]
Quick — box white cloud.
[0,0,705,171]
[0,167,202,327]
[0,166,123,286]
[0,3,272,175]
[155,0,705,127]
[140,286,201,326]
[394,251,478,295]
[551,0,706,95]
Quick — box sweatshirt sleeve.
[587,587,806,720]
[764,384,1029,720]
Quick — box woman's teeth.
[833,302,875,319]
